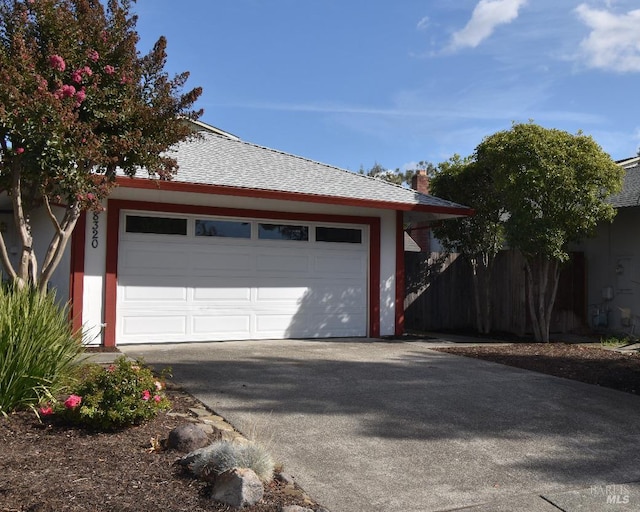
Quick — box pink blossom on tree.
[71,69,83,83]
[75,87,86,103]
[87,49,99,62]
[48,54,65,72]
[104,64,115,75]
[60,84,76,98]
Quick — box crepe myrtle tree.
[0,0,202,291]
[476,122,623,342]
[430,155,505,334]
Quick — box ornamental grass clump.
[47,356,171,431]
[0,283,84,416]
[189,440,275,483]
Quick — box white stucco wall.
[81,186,400,342]
[575,206,640,334]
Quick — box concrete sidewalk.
[123,338,640,512]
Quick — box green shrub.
[0,284,84,416]
[600,335,630,347]
[48,356,171,430]
[189,440,275,483]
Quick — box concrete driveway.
[123,339,640,512]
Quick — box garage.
[116,210,369,343]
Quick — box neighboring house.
[0,121,471,346]
[575,156,640,334]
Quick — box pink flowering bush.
[54,356,170,430]
[63,394,82,409]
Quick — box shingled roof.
[610,157,640,208]
[124,127,471,218]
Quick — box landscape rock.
[194,422,215,435]
[212,468,264,508]
[167,423,209,453]
[281,506,314,512]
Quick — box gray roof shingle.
[610,157,640,208]
[135,131,470,214]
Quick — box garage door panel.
[120,246,188,275]
[314,253,366,275]
[192,285,251,302]
[119,275,188,302]
[192,314,251,335]
[190,250,253,273]
[256,252,310,273]
[121,314,187,336]
[283,309,367,338]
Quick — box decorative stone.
[212,468,264,508]
[167,423,209,453]
[195,422,214,435]
[200,416,235,431]
[281,506,314,512]
[188,407,211,417]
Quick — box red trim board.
[102,199,383,347]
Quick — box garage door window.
[195,219,251,238]
[316,227,362,244]
[258,223,309,241]
[125,215,187,235]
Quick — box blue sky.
[134,0,640,173]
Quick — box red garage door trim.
[99,199,383,347]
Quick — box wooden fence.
[404,250,587,336]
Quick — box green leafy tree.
[476,123,623,342]
[0,0,202,291]
[430,155,505,334]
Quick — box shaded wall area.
[404,250,587,336]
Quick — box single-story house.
[575,156,640,333]
[0,121,471,346]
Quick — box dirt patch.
[433,342,640,395]
[0,385,323,512]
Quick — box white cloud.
[575,5,640,72]
[447,0,528,51]
[417,16,430,31]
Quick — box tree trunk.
[470,253,494,335]
[3,168,83,293]
[11,170,36,288]
[470,258,483,334]
[524,254,561,342]
[38,200,82,293]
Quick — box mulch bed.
[433,342,640,395]
[0,383,322,512]
[3,342,639,511]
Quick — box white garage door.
[116,212,368,343]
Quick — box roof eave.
[115,176,473,217]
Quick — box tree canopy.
[0,0,202,290]
[476,122,623,341]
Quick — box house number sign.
[91,212,100,248]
